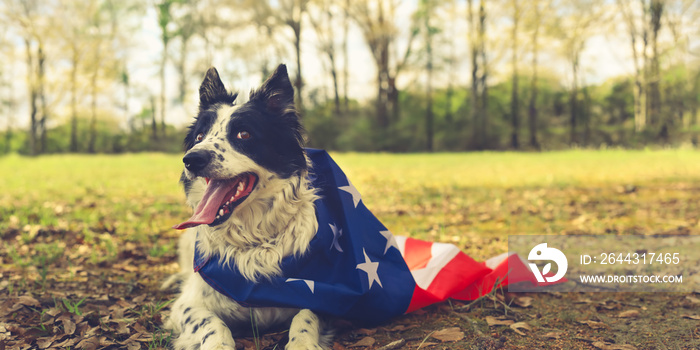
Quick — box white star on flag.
[329,223,344,252]
[339,180,362,208]
[285,278,315,293]
[356,248,382,289]
[380,230,398,255]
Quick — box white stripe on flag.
[394,235,407,256]
[411,242,460,290]
[484,252,511,269]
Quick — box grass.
[1,149,699,349]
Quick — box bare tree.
[618,0,647,133]
[348,0,419,147]
[553,0,605,146]
[309,0,342,116]
[416,0,439,152]
[3,0,50,155]
[509,0,522,149]
[526,0,546,150]
[467,0,489,150]
[156,0,177,139]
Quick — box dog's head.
[174,64,307,230]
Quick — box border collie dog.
[164,65,330,350]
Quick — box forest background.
[1,0,699,154]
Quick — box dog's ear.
[199,67,228,108]
[250,64,295,115]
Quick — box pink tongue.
[173,179,237,230]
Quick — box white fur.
[164,104,331,350]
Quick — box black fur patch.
[223,65,307,178]
[199,317,211,328]
[180,171,193,193]
[184,111,218,151]
[202,330,216,344]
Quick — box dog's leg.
[167,276,237,350]
[170,305,236,350]
[285,309,330,350]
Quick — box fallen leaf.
[542,331,563,339]
[76,336,99,350]
[57,315,76,335]
[17,295,40,308]
[333,342,347,350]
[54,338,78,348]
[376,339,406,350]
[355,328,376,336]
[574,298,592,304]
[36,337,53,349]
[509,322,532,336]
[486,316,514,326]
[513,296,533,308]
[349,337,375,347]
[685,296,700,304]
[681,314,700,320]
[431,327,464,342]
[383,324,417,332]
[618,310,640,318]
[591,341,637,350]
[579,320,609,329]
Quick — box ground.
[1,150,699,349]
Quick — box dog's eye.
[237,131,251,140]
[195,133,204,142]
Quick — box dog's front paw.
[205,345,236,350]
[285,339,324,350]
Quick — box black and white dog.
[163,65,331,350]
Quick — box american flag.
[193,149,543,326]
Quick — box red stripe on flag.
[402,237,433,270]
[406,250,491,313]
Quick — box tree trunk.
[329,51,341,116]
[425,0,434,152]
[342,0,350,112]
[691,72,699,146]
[295,28,303,113]
[37,43,48,154]
[467,0,478,149]
[88,67,98,153]
[583,86,591,146]
[509,0,519,150]
[70,44,79,152]
[160,39,168,137]
[476,0,488,149]
[528,1,540,150]
[24,38,38,156]
[570,57,579,146]
[177,36,189,103]
[4,55,15,154]
[649,0,663,136]
[151,95,158,142]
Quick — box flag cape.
[194,149,545,326]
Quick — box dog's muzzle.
[183,150,211,173]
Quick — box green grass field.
[1,150,699,349]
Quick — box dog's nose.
[183,150,211,173]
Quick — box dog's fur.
[163,65,332,350]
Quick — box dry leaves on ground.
[430,327,464,342]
